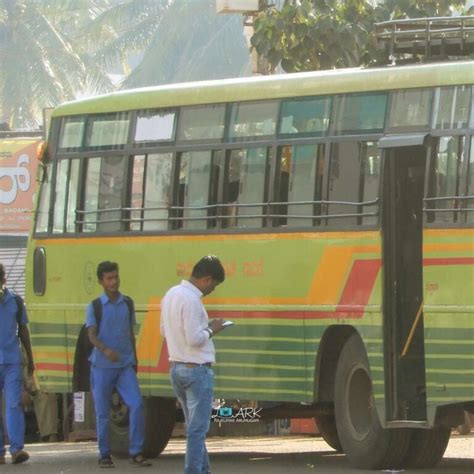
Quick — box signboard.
[0,138,42,234]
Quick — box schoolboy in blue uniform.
[86,261,150,468]
[0,263,34,464]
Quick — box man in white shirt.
[161,255,226,474]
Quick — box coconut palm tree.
[89,0,250,89]
[0,0,113,128]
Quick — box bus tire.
[314,414,342,452]
[334,333,412,469]
[403,425,450,468]
[143,397,176,458]
[110,396,176,459]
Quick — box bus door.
[380,135,429,423]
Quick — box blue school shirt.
[85,293,136,368]
[0,288,28,365]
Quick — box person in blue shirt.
[86,261,150,468]
[0,263,34,465]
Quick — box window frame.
[385,87,434,134]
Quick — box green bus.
[26,58,473,469]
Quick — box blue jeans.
[171,364,213,474]
[91,365,145,458]
[0,364,24,455]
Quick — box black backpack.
[72,296,134,392]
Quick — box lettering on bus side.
[176,260,263,278]
[176,261,237,277]
[243,258,264,276]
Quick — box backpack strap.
[92,297,102,334]
[13,294,24,327]
[123,296,135,331]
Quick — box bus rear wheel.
[334,333,412,469]
[314,414,342,452]
[403,425,451,468]
[110,396,176,459]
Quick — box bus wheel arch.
[334,332,412,469]
[314,325,355,452]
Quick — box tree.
[250,0,471,74]
[0,0,113,129]
[89,0,250,89]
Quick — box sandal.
[98,456,115,468]
[130,453,151,467]
[11,450,29,464]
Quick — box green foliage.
[251,0,471,73]
[0,0,113,128]
[0,0,250,128]
[89,0,250,89]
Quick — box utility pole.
[216,0,274,75]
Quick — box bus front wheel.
[334,333,411,469]
[110,396,176,459]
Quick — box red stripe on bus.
[336,259,381,314]
[36,363,70,371]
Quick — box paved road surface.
[0,434,472,473]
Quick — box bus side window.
[129,153,172,232]
[328,142,362,226]
[467,138,474,224]
[327,141,380,227]
[81,156,127,233]
[34,164,52,234]
[427,136,465,224]
[275,144,325,227]
[361,143,381,226]
[52,159,81,234]
[433,86,470,130]
[130,155,145,231]
[224,148,269,229]
[143,153,172,231]
[177,150,220,231]
[52,159,69,233]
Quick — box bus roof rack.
[375,16,474,62]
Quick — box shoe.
[98,456,115,468]
[11,450,29,464]
[129,453,151,467]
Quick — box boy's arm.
[18,324,35,375]
[86,303,119,362]
[87,326,120,362]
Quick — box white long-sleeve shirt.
[160,280,215,364]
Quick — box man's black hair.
[97,261,119,280]
[0,263,5,282]
[191,255,225,283]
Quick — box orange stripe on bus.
[34,351,70,361]
[424,243,474,252]
[136,296,164,362]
